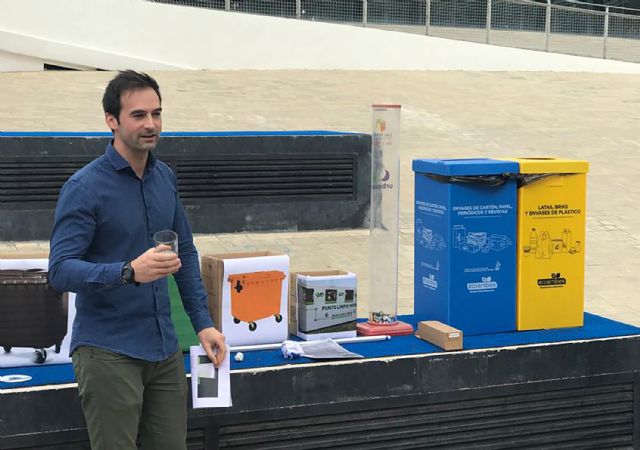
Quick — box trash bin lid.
[228,270,286,284]
[412,158,519,176]
[508,158,589,174]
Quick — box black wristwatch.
[121,261,139,286]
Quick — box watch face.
[122,266,133,283]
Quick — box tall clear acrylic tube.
[368,105,401,324]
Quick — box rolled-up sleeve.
[49,179,123,293]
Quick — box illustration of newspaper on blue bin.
[452,225,512,253]
[416,220,446,251]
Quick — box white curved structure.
[1,0,640,72]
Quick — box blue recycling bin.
[412,158,519,335]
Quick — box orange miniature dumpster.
[228,270,285,332]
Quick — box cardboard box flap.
[295,270,354,281]
[206,251,284,261]
[293,269,350,277]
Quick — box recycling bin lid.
[508,157,589,174]
[412,158,519,176]
[228,270,286,283]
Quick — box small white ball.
[234,352,244,362]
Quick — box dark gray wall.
[0,133,371,241]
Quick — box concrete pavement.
[1,69,639,324]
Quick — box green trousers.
[72,346,188,450]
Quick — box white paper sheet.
[282,339,364,360]
[190,345,232,408]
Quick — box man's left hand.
[197,327,226,367]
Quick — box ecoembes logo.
[467,276,497,293]
[422,274,438,290]
[537,272,566,288]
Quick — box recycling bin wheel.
[249,322,257,332]
[233,317,241,324]
[55,343,61,353]
[3,346,10,353]
[275,314,282,323]
[34,348,47,364]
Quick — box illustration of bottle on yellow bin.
[523,228,582,259]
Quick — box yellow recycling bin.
[513,158,589,330]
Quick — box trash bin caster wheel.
[34,348,47,364]
[233,317,241,324]
[275,314,282,323]
[55,344,61,353]
[3,346,11,353]
[249,322,257,332]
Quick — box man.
[49,70,226,450]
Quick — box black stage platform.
[3,331,640,449]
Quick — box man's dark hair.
[102,70,162,122]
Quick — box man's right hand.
[130,246,181,283]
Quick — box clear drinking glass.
[153,230,178,255]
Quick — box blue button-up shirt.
[49,143,213,361]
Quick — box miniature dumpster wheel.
[233,317,241,324]
[249,322,257,332]
[34,348,47,364]
[275,314,282,323]
[55,343,61,354]
[3,346,11,353]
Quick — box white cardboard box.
[201,251,289,346]
[289,270,357,341]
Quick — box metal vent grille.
[0,158,92,203]
[0,154,357,204]
[219,383,634,449]
[175,155,356,200]
[186,429,206,450]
